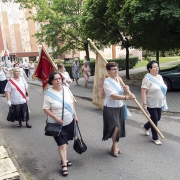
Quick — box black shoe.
[26,124,32,128]
[62,166,68,176]
[17,124,22,128]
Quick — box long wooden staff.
[88,38,164,139]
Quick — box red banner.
[33,46,57,91]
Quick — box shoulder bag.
[44,88,64,136]
[73,122,87,154]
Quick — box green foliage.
[3,0,89,56]
[64,57,138,77]
[121,0,180,51]
[107,57,139,70]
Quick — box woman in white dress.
[5,67,31,128]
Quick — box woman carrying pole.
[102,62,136,157]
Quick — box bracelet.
[143,104,147,106]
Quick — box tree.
[2,0,90,59]
[82,0,134,79]
[82,0,180,77]
[120,0,180,61]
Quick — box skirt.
[54,120,75,146]
[0,80,7,94]
[102,106,125,142]
[7,103,29,122]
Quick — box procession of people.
[0,56,168,177]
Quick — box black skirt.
[102,106,125,142]
[54,120,75,146]
[0,80,7,94]
[7,103,29,122]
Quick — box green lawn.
[135,56,180,68]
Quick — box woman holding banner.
[4,67,31,128]
[102,62,136,157]
[141,61,167,145]
[43,72,78,176]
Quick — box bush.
[64,57,138,77]
[107,57,139,71]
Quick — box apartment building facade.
[0,2,41,62]
[0,2,142,63]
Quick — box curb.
[28,81,180,114]
[0,132,27,180]
[73,95,180,115]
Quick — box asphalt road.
[0,85,180,180]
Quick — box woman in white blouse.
[102,62,135,157]
[141,61,167,145]
[0,64,8,97]
[4,67,31,128]
[57,63,72,88]
[43,72,78,176]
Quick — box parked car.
[159,64,180,91]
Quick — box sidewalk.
[27,60,180,113]
[0,132,27,180]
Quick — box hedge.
[64,57,138,78]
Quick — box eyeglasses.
[53,78,62,81]
[110,68,119,71]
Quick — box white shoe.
[153,139,162,145]
[141,125,150,136]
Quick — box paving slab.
[0,146,20,180]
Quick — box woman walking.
[29,61,35,77]
[43,72,78,176]
[0,64,8,97]
[72,58,80,85]
[5,67,31,128]
[102,62,136,157]
[141,60,167,145]
[81,60,90,87]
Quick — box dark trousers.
[144,107,161,140]
[24,69,29,77]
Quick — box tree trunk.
[84,43,90,60]
[125,44,130,80]
[156,51,159,64]
[145,50,149,59]
[161,50,165,57]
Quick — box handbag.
[44,88,64,136]
[73,122,87,154]
[45,122,63,136]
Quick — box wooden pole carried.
[88,38,164,139]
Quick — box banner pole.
[88,38,164,139]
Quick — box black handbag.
[44,88,64,137]
[45,122,62,136]
[73,122,87,154]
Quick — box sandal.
[62,166,68,176]
[61,160,72,167]
[111,147,122,154]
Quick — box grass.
[135,56,180,68]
